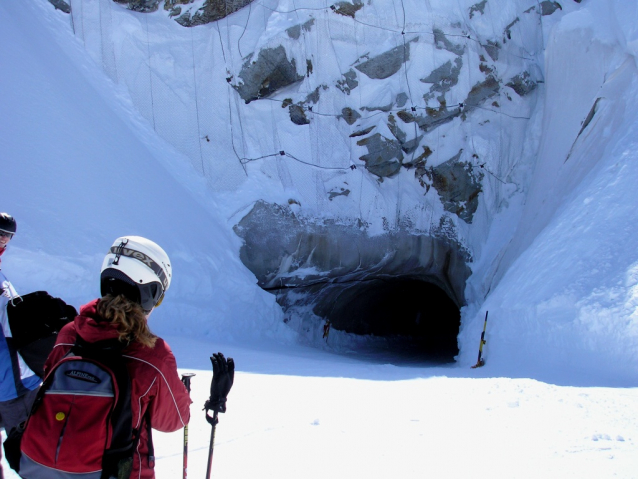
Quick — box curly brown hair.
[96,294,157,348]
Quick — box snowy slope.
[0,0,289,342]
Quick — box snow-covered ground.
[2,0,638,477]
[158,338,638,479]
[5,336,638,478]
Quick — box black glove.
[204,352,234,413]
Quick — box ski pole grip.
[181,373,196,393]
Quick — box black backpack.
[5,291,77,377]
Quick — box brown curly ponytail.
[96,294,157,348]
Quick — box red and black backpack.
[15,337,141,479]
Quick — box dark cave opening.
[322,278,461,363]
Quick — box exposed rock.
[397,76,499,135]
[287,25,302,40]
[48,0,71,13]
[465,75,500,107]
[421,57,463,100]
[336,69,359,94]
[397,98,461,132]
[479,62,495,74]
[339,107,361,125]
[357,133,404,178]
[482,40,500,61]
[233,201,471,307]
[395,92,409,108]
[433,29,465,56]
[304,86,322,104]
[282,87,324,125]
[469,0,487,19]
[328,187,351,200]
[286,18,315,39]
[417,103,462,133]
[425,151,484,223]
[175,0,255,26]
[540,1,562,15]
[396,110,416,124]
[361,102,394,113]
[113,0,160,12]
[289,104,310,125]
[232,46,305,103]
[386,115,423,156]
[506,71,537,97]
[565,97,602,162]
[302,18,316,31]
[164,0,191,6]
[349,126,375,137]
[503,17,520,42]
[332,0,363,18]
[410,147,434,186]
[164,0,193,17]
[400,136,423,155]
[579,97,602,136]
[388,114,406,143]
[355,39,418,80]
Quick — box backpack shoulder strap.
[73,336,135,479]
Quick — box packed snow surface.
[1,0,638,477]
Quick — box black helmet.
[0,213,16,238]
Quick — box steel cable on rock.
[144,15,157,131]
[212,0,535,186]
[190,27,205,175]
[219,9,251,175]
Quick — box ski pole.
[471,311,488,368]
[204,353,234,479]
[181,373,195,479]
[204,409,218,479]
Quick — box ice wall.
[459,2,638,384]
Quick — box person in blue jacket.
[0,213,40,476]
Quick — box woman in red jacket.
[42,236,192,479]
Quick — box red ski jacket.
[45,299,192,479]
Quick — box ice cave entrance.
[234,202,469,364]
[324,277,460,362]
[288,276,461,364]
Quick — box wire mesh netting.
[64,0,545,238]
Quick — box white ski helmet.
[100,236,172,313]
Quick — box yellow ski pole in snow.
[471,311,488,368]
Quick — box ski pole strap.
[206,409,218,426]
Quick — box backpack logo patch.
[65,370,101,383]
